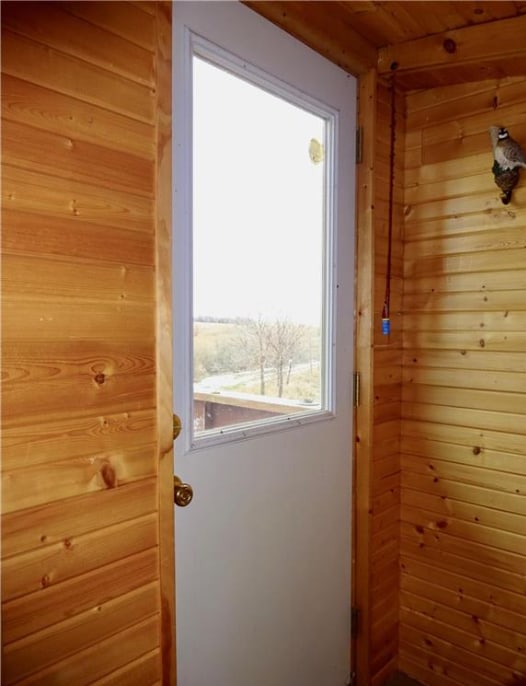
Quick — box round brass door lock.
[174,475,193,507]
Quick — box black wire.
[384,74,396,327]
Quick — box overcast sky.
[192,56,328,326]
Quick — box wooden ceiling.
[245,1,526,89]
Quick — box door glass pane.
[192,55,333,441]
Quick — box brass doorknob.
[173,414,182,441]
[174,475,193,507]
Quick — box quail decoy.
[489,126,526,204]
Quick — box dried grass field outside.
[194,318,322,404]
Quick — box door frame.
[155,3,176,685]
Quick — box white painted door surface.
[173,4,356,685]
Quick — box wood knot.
[436,520,448,529]
[443,38,457,54]
[473,446,481,455]
[94,373,106,385]
[100,462,117,489]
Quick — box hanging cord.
[382,72,397,336]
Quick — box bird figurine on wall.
[489,125,526,204]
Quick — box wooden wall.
[400,76,526,686]
[7,5,526,686]
[1,3,173,684]
[355,72,404,686]
[357,64,526,686]
[370,78,404,686]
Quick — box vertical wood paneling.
[371,79,404,686]
[355,72,403,686]
[355,68,377,686]
[401,75,526,686]
[154,3,175,684]
[1,3,171,684]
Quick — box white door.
[173,4,356,685]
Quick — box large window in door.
[189,40,338,447]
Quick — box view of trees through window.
[194,316,321,404]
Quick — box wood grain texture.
[2,478,157,558]
[244,1,377,75]
[350,20,526,685]
[64,2,156,51]
[370,79,403,685]
[1,29,154,123]
[1,3,167,683]
[378,14,526,86]
[342,2,525,49]
[2,119,154,196]
[2,447,157,514]
[3,513,159,602]
[2,409,156,470]
[1,209,155,266]
[153,4,175,685]
[6,3,526,683]
[2,2,154,84]
[3,342,155,425]
[2,75,154,158]
[400,77,526,685]
[2,547,159,644]
[90,649,161,686]
[245,2,526,87]
[11,615,159,686]
[2,165,154,233]
[354,72,403,686]
[3,584,159,682]
[3,300,155,343]
[354,69,377,686]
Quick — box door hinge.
[352,372,360,408]
[355,126,363,164]
[351,606,360,638]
